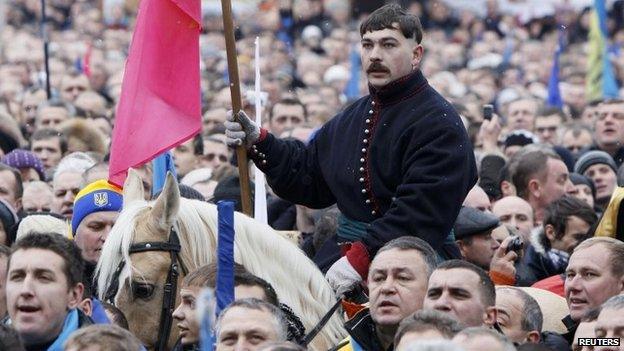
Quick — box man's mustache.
[367,63,390,73]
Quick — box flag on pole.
[546,28,564,109]
[108,0,201,186]
[254,37,268,224]
[216,201,235,315]
[344,45,361,100]
[152,151,177,197]
[586,0,619,102]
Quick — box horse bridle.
[105,226,188,351]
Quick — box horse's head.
[97,170,183,350]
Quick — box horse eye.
[131,282,155,300]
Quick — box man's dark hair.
[512,148,560,199]
[192,134,204,156]
[537,107,567,120]
[10,232,84,288]
[376,236,437,275]
[31,128,68,154]
[360,4,423,44]
[497,287,543,333]
[270,98,308,122]
[184,263,279,306]
[394,309,462,346]
[101,302,130,330]
[0,164,23,200]
[541,195,597,250]
[435,260,496,307]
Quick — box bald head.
[463,186,491,212]
[492,196,534,243]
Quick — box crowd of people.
[1,0,624,350]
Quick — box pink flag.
[108,0,201,186]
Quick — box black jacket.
[251,70,477,256]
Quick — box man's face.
[7,248,82,346]
[74,211,119,264]
[424,268,493,327]
[173,139,198,178]
[562,129,593,156]
[594,307,624,351]
[51,172,82,219]
[172,286,201,345]
[360,26,422,89]
[22,187,53,213]
[548,215,591,254]
[495,289,530,344]
[31,138,63,170]
[368,249,429,328]
[538,158,573,207]
[270,104,305,136]
[458,232,500,270]
[35,106,69,131]
[568,183,595,208]
[60,75,89,103]
[216,307,281,351]
[0,255,8,317]
[583,164,617,202]
[201,140,229,170]
[507,99,537,132]
[0,170,20,210]
[573,320,597,351]
[492,196,534,241]
[594,103,624,150]
[395,329,447,351]
[202,108,227,134]
[565,244,624,321]
[535,115,561,145]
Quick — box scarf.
[47,309,79,351]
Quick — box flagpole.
[221,0,253,216]
[40,0,51,99]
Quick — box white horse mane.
[96,197,345,350]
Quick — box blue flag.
[152,151,177,197]
[547,28,565,108]
[216,200,235,314]
[344,45,361,100]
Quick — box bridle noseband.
[105,226,187,351]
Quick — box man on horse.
[225,3,476,292]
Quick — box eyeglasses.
[203,153,228,163]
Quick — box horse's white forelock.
[96,198,345,350]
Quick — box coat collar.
[368,70,428,105]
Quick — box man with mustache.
[225,4,476,293]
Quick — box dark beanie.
[0,130,18,155]
[574,150,617,175]
[212,176,254,212]
[569,172,596,200]
[0,199,18,245]
[479,154,506,200]
[504,130,539,149]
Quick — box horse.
[96,170,346,350]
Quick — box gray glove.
[224,110,261,148]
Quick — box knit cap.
[71,179,123,236]
[1,149,46,181]
[574,150,617,175]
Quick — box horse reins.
[105,226,187,351]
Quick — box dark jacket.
[336,308,389,351]
[519,228,567,286]
[251,70,477,257]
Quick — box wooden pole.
[40,0,51,99]
[220,0,253,216]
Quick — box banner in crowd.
[586,0,619,101]
[108,0,202,186]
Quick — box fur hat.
[59,118,107,156]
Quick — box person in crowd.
[1,149,46,182]
[63,324,143,351]
[574,150,618,211]
[6,233,93,350]
[506,97,540,133]
[0,245,10,323]
[172,135,203,179]
[495,287,542,344]
[215,298,288,351]
[534,108,565,145]
[452,326,516,351]
[337,236,437,350]
[563,237,624,344]
[225,3,477,293]
[0,199,18,246]
[492,196,535,245]
[512,147,574,224]
[268,98,308,137]
[590,99,624,166]
[51,153,96,219]
[463,185,492,212]
[393,309,462,351]
[21,181,54,214]
[568,173,596,209]
[522,195,597,285]
[593,295,624,351]
[572,308,600,351]
[0,164,22,213]
[423,260,497,328]
[453,206,501,270]
[30,129,67,178]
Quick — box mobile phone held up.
[483,104,494,121]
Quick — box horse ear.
[123,168,145,206]
[150,172,179,230]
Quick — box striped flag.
[586,0,619,101]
